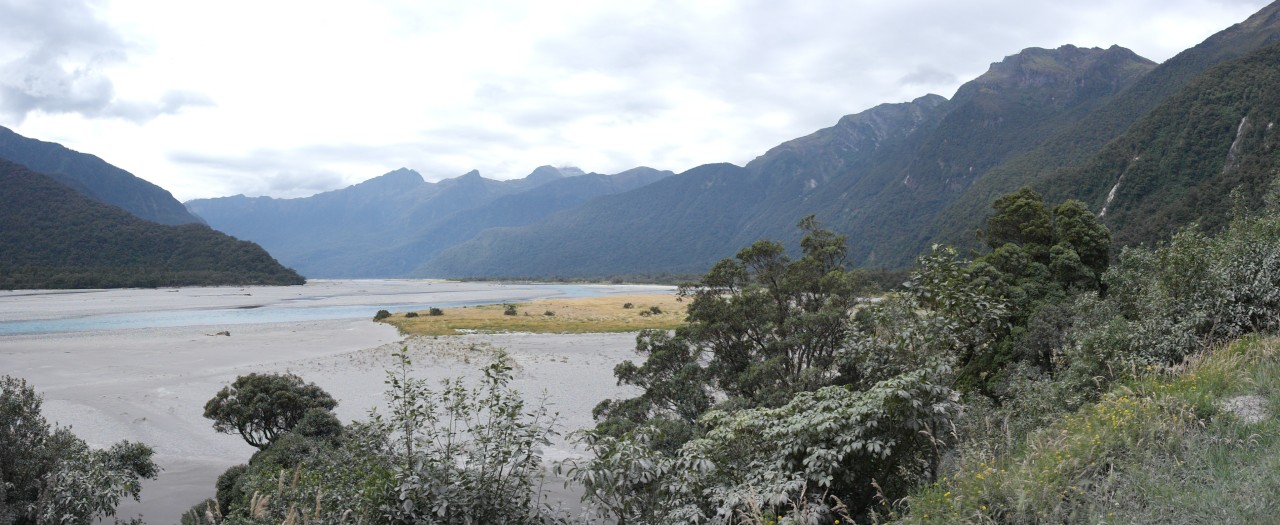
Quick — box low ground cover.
[381,293,686,335]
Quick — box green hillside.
[0,160,304,289]
[929,1,1280,253]
[1063,42,1280,247]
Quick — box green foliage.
[196,351,563,525]
[428,307,444,316]
[503,304,518,316]
[1076,211,1280,369]
[901,336,1280,524]
[373,310,391,321]
[403,311,419,318]
[376,350,562,524]
[202,373,338,450]
[693,370,959,520]
[0,376,158,525]
[982,187,1055,251]
[580,220,993,522]
[595,217,870,448]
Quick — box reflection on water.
[0,284,661,335]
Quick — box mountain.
[186,165,671,277]
[0,159,304,289]
[420,44,1157,277]
[1056,41,1280,247]
[928,1,1280,253]
[0,125,204,225]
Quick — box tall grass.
[896,336,1280,524]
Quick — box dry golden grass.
[382,293,687,336]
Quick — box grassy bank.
[380,293,686,336]
[897,335,1280,524]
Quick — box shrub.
[373,309,391,321]
[1,376,158,524]
[623,302,634,309]
[544,310,556,316]
[404,311,419,318]
[648,306,663,315]
[429,307,444,316]
[503,304,518,316]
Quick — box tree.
[594,216,869,444]
[982,187,1055,252]
[1,376,157,525]
[203,373,338,450]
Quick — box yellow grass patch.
[382,293,687,336]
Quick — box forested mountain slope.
[1060,42,1280,247]
[929,1,1280,252]
[0,160,303,289]
[0,125,204,225]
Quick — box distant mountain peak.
[525,165,585,183]
[953,44,1155,107]
[350,168,424,192]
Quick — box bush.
[544,310,556,316]
[1,376,158,524]
[429,307,444,316]
[214,464,247,516]
[503,304,517,316]
[648,305,662,315]
[623,302,634,309]
[373,309,391,321]
[217,351,564,524]
[404,311,419,318]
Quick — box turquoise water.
[0,284,642,336]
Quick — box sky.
[1,0,1273,201]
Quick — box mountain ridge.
[0,125,204,226]
[0,159,303,289]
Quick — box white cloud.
[3,0,1272,200]
[0,0,213,123]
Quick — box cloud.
[0,0,212,123]
[899,65,960,88]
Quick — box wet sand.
[0,281,652,524]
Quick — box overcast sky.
[1,0,1272,201]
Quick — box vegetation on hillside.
[0,160,305,289]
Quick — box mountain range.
[8,2,1280,283]
[185,166,672,277]
[419,2,1280,277]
